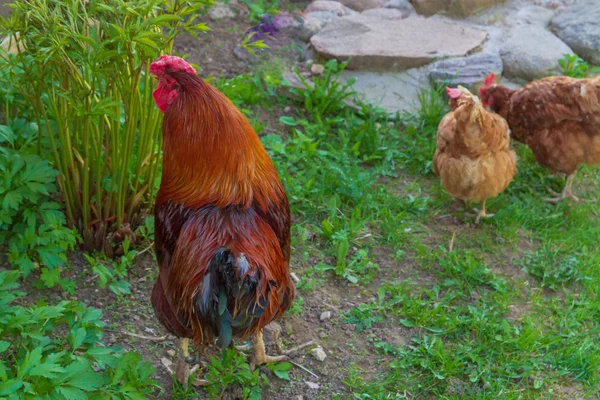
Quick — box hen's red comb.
[446,87,462,99]
[483,73,495,86]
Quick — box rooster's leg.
[473,200,494,224]
[175,338,191,389]
[174,338,208,389]
[544,172,580,204]
[252,330,289,367]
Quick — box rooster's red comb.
[446,87,462,99]
[150,55,196,77]
[483,73,495,86]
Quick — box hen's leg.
[473,200,494,224]
[544,172,580,203]
[252,330,289,367]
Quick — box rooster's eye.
[172,84,180,90]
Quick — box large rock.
[412,0,505,17]
[338,0,386,11]
[514,6,555,28]
[383,0,415,14]
[339,67,430,113]
[429,53,503,90]
[311,15,488,71]
[208,4,235,20]
[361,8,409,20]
[500,25,572,81]
[297,17,323,41]
[305,11,342,26]
[551,0,600,65]
[305,1,356,16]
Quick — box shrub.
[0,0,214,255]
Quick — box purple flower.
[245,14,279,43]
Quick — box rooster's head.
[150,56,196,112]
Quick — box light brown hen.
[434,86,517,223]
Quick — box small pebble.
[311,63,325,75]
[310,346,327,362]
[160,357,173,373]
[319,311,332,321]
[167,349,176,357]
[284,106,291,113]
[306,381,320,389]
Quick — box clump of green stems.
[0,0,214,254]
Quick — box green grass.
[226,65,600,398]
[4,18,600,397]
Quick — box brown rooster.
[479,73,600,203]
[149,56,297,387]
[434,86,517,223]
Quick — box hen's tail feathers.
[197,247,270,349]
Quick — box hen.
[479,73,600,203]
[149,56,297,387]
[433,86,517,223]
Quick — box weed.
[202,348,266,399]
[238,0,280,23]
[83,237,138,295]
[0,119,76,290]
[519,246,585,290]
[0,270,158,398]
[290,59,357,122]
[559,53,600,78]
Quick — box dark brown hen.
[480,73,600,203]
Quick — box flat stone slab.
[311,15,488,71]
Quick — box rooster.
[149,56,297,387]
[434,86,517,223]
[479,73,600,203]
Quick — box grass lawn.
[2,6,599,399]
[165,60,600,399]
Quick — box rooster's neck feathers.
[157,75,284,210]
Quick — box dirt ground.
[0,11,510,398]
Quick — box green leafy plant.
[0,119,76,290]
[0,0,214,255]
[83,236,137,295]
[558,53,600,78]
[520,246,584,290]
[0,270,158,398]
[238,0,280,23]
[416,84,447,129]
[201,348,266,399]
[290,60,357,122]
[266,362,293,381]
